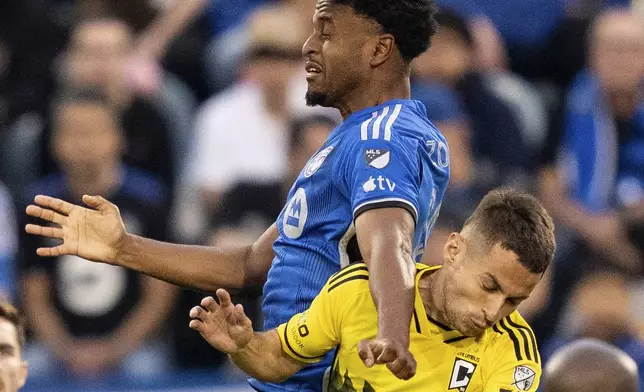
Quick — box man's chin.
[305,91,330,107]
[453,319,485,338]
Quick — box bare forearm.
[230,331,303,383]
[117,224,277,293]
[369,248,415,346]
[118,234,250,292]
[356,208,416,346]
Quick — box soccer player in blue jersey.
[25,0,448,390]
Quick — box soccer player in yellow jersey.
[189,189,556,392]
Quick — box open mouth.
[305,61,323,77]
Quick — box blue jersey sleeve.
[336,112,422,223]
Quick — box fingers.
[34,195,75,215]
[189,305,207,320]
[26,205,67,225]
[358,340,376,368]
[358,340,417,380]
[36,245,68,257]
[188,319,205,332]
[216,288,232,307]
[200,296,218,312]
[376,343,400,364]
[82,195,116,214]
[25,224,64,239]
[234,304,252,327]
[386,352,417,380]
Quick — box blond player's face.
[0,319,27,392]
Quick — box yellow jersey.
[277,263,541,392]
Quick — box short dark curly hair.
[335,0,439,62]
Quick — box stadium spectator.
[542,338,639,392]
[538,9,644,279]
[188,6,337,219]
[412,11,530,198]
[205,0,316,91]
[52,18,182,189]
[435,0,631,86]
[0,301,28,392]
[20,91,176,379]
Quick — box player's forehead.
[476,243,539,295]
[312,0,363,27]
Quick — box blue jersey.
[250,99,450,392]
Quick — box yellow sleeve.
[276,264,370,364]
[276,278,345,363]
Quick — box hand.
[357,338,416,380]
[189,289,253,355]
[25,195,127,264]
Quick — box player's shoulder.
[489,311,541,365]
[342,100,441,146]
[323,262,437,296]
[324,263,371,297]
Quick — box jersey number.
[426,140,449,169]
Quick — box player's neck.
[418,270,452,328]
[335,73,411,119]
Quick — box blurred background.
[1,0,643,391]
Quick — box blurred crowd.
[0,0,643,390]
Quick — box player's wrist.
[112,232,136,266]
[377,330,410,348]
[231,332,256,356]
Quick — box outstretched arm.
[25,195,277,293]
[189,289,305,382]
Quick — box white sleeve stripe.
[353,197,418,222]
[384,104,402,141]
[371,106,390,140]
[361,112,378,141]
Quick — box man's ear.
[18,360,28,389]
[370,34,396,67]
[443,232,462,266]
